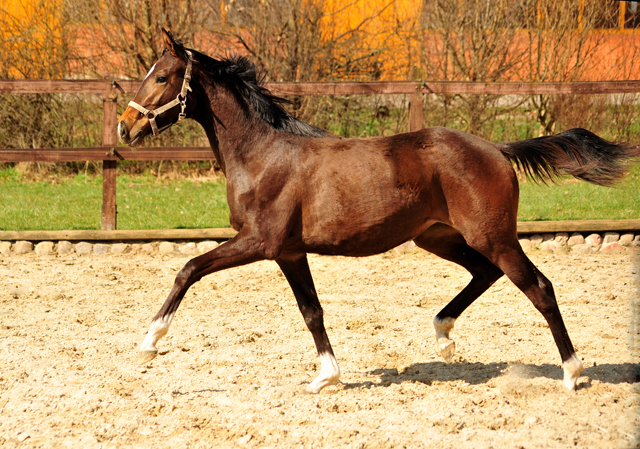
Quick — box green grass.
[0,165,637,231]
[0,169,229,231]
[517,165,640,221]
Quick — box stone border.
[1,232,639,257]
[0,240,221,257]
[518,231,640,254]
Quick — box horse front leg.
[138,230,265,364]
[276,253,340,393]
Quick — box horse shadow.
[342,361,640,390]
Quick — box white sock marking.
[563,353,583,390]
[139,313,174,354]
[306,351,340,394]
[434,316,456,362]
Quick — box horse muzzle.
[117,110,149,147]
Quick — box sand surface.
[0,247,638,448]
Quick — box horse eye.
[155,76,167,83]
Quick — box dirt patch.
[0,248,638,448]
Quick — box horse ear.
[162,29,186,61]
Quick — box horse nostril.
[117,121,127,139]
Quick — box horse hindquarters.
[422,139,583,389]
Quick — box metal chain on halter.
[128,50,193,137]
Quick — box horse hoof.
[438,339,456,363]
[137,349,158,365]
[304,384,322,394]
[304,380,336,394]
[305,375,339,394]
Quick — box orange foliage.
[320,0,423,79]
[1,0,65,78]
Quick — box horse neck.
[194,77,276,176]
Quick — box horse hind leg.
[277,254,340,393]
[414,225,504,362]
[478,241,583,390]
[530,263,583,389]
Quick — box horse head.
[118,29,194,146]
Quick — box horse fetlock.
[136,314,173,365]
[434,316,456,361]
[305,351,340,394]
[562,354,583,391]
[433,316,456,338]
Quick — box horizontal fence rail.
[0,147,215,162]
[3,79,640,95]
[1,78,639,232]
[1,219,640,243]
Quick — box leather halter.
[128,50,193,137]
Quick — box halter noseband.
[128,50,193,137]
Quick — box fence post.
[408,92,424,133]
[101,98,118,230]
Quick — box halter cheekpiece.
[128,50,193,137]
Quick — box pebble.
[35,241,54,255]
[571,244,595,254]
[530,234,543,245]
[197,240,219,253]
[57,241,73,254]
[518,239,533,252]
[13,241,33,254]
[585,233,603,247]
[0,241,11,255]
[600,242,624,252]
[554,232,569,246]
[602,232,620,244]
[158,242,174,254]
[111,243,129,254]
[141,243,155,253]
[179,242,197,255]
[567,233,585,246]
[93,244,110,255]
[75,242,93,255]
[619,234,634,246]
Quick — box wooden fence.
[1,79,640,233]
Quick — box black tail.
[498,128,640,186]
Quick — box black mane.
[186,47,329,138]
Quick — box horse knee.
[175,259,199,287]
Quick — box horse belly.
[300,196,439,257]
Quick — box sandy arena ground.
[0,246,638,448]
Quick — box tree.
[0,0,70,79]
[521,0,622,135]
[73,0,216,78]
[421,0,530,137]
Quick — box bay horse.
[118,30,639,393]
